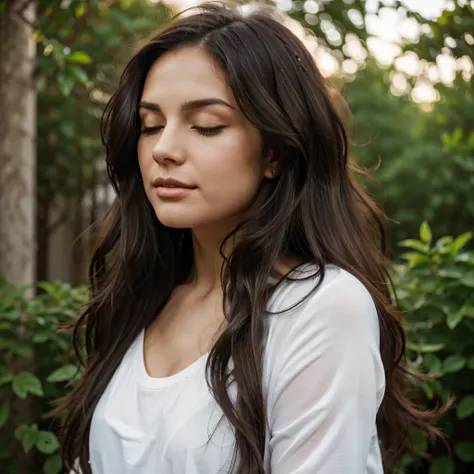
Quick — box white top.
[88,266,386,473]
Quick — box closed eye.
[193,126,225,137]
[140,126,163,136]
[140,125,226,137]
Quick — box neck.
[188,222,235,293]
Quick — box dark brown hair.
[57,3,444,473]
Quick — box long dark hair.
[57,3,444,473]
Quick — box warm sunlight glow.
[390,71,409,96]
[395,52,421,76]
[411,81,440,103]
[158,0,457,103]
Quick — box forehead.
[140,46,236,107]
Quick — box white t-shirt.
[88,265,386,473]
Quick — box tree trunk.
[35,198,49,282]
[0,0,37,287]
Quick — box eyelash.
[140,126,225,137]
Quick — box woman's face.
[137,46,273,232]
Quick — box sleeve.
[267,272,386,473]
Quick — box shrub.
[395,223,474,474]
[0,281,86,474]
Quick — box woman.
[59,3,442,473]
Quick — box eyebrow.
[138,98,235,113]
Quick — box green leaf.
[0,374,13,385]
[457,395,474,419]
[12,372,44,399]
[33,330,52,343]
[36,431,59,454]
[455,441,474,463]
[401,453,414,467]
[442,355,466,374]
[47,364,78,383]
[0,403,9,427]
[452,127,463,146]
[44,454,62,474]
[429,456,454,474]
[468,357,474,370]
[468,131,474,149]
[420,221,432,245]
[0,308,20,321]
[14,425,28,441]
[412,427,428,453]
[10,343,33,357]
[464,306,474,318]
[435,236,453,253]
[421,382,434,400]
[460,274,474,288]
[399,239,428,253]
[68,66,88,86]
[57,71,74,96]
[447,308,464,329]
[69,51,92,64]
[75,2,86,18]
[36,281,64,300]
[406,342,445,353]
[451,232,472,254]
[14,424,38,454]
[22,431,37,453]
[441,132,451,147]
[400,252,430,267]
[423,354,443,376]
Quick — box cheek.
[199,147,263,210]
[200,129,263,205]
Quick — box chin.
[155,208,234,232]
[155,214,192,229]
[154,208,205,229]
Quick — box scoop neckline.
[132,264,319,390]
[134,330,210,390]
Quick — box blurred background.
[0,0,473,473]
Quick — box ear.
[263,149,280,179]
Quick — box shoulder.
[267,264,379,340]
[263,264,381,384]
[263,264,385,410]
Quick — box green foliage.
[36,0,170,202]
[0,280,87,474]
[346,58,474,246]
[288,0,369,58]
[402,1,474,64]
[394,222,474,473]
[35,0,170,280]
[340,0,474,247]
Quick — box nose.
[151,124,186,166]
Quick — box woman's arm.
[267,271,386,473]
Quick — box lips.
[152,177,196,199]
[152,177,196,189]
